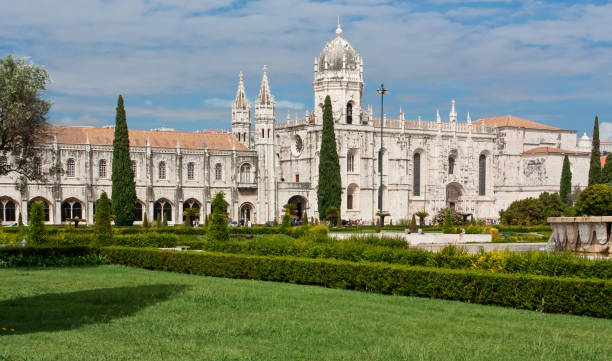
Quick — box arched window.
[448,156,455,175]
[240,163,251,183]
[0,199,16,222]
[268,129,270,138]
[479,154,486,196]
[158,161,166,179]
[262,129,264,138]
[243,132,247,142]
[215,163,222,180]
[66,158,75,177]
[131,160,137,178]
[154,200,172,222]
[347,152,355,173]
[61,199,83,221]
[187,162,195,180]
[413,153,421,196]
[346,102,353,124]
[99,159,107,178]
[0,157,7,175]
[134,202,143,221]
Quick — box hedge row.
[31,233,206,250]
[203,236,612,280]
[102,247,612,318]
[0,246,107,268]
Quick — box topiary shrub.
[28,202,46,245]
[575,184,612,216]
[94,191,113,244]
[309,224,329,237]
[208,192,229,242]
[442,210,455,234]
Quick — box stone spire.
[449,99,457,123]
[436,109,441,123]
[466,112,471,124]
[257,65,274,106]
[233,71,249,110]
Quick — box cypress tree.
[588,116,602,186]
[111,95,136,226]
[602,154,612,185]
[142,212,149,228]
[560,154,572,205]
[317,95,342,220]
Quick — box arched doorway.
[287,195,307,220]
[61,198,84,222]
[154,199,172,222]
[446,183,463,211]
[0,197,17,224]
[183,199,201,222]
[239,202,254,225]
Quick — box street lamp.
[376,84,388,227]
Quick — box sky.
[1,0,612,140]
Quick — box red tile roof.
[522,147,588,155]
[473,115,561,130]
[46,126,250,151]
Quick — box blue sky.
[2,0,611,140]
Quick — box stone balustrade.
[547,216,612,253]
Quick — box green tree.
[602,154,612,185]
[111,95,136,226]
[142,212,149,228]
[28,202,45,245]
[317,95,342,220]
[326,206,340,227]
[560,154,572,205]
[415,211,428,228]
[588,116,602,186]
[208,192,229,242]
[156,213,161,228]
[162,213,168,227]
[303,211,309,225]
[499,192,564,225]
[0,55,52,185]
[575,184,612,216]
[17,212,23,227]
[94,192,113,243]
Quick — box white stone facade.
[0,24,592,226]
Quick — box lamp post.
[376,84,388,227]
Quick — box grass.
[1,266,611,361]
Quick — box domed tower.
[313,23,364,125]
[231,71,251,148]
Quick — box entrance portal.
[287,195,307,220]
[446,183,463,211]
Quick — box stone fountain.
[547,217,612,254]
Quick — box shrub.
[208,192,229,242]
[500,192,564,225]
[575,184,612,216]
[442,210,454,233]
[94,191,113,244]
[202,235,612,280]
[308,224,329,237]
[28,202,46,245]
[142,213,149,228]
[103,247,612,318]
[0,246,107,268]
[488,228,499,242]
[410,214,418,233]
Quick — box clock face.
[291,134,303,157]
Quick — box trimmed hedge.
[102,247,612,318]
[203,236,612,280]
[0,246,107,268]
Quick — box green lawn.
[1,266,610,361]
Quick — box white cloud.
[203,98,234,108]
[600,122,612,141]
